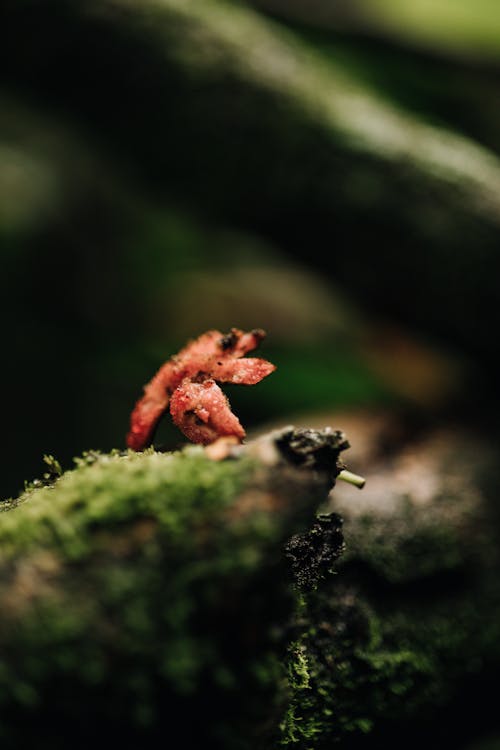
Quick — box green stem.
[338,469,366,489]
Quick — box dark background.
[2,0,500,499]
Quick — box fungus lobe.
[127,328,276,450]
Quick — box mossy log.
[1,425,499,748]
[2,0,500,368]
[0,429,345,749]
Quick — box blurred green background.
[2,0,500,498]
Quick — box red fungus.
[127,328,276,450]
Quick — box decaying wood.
[0,424,499,749]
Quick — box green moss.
[0,446,301,748]
[280,483,500,748]
[1,440,499,748]
[0,448,248,555]
[282,577,500,748]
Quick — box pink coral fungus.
[127,328,276,450]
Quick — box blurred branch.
[2,0,500,371]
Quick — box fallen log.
[0,424,498,748]
[0,428,346,748]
